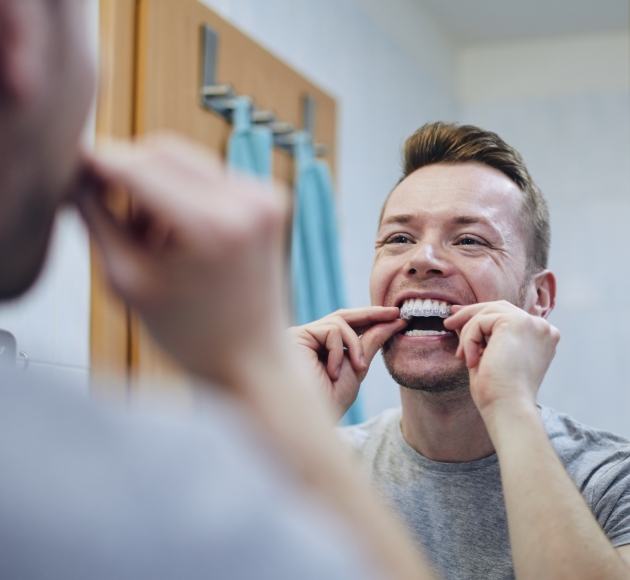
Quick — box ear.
[527,269,556,319]
[0,1,46,104]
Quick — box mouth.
[397,298,454,337]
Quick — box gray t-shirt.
[0,371,380,580]
[342,406,630,580]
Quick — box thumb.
[361,318,407,363]
[77,191,150,305]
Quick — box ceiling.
[418,0,629,43]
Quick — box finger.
[144,135,281,215]
[325,328,345,380]
[304,320,364,373]
[445,301,514,331]
[550,325,561,346]
[361,318,408,362]
[77,190,149,303]
[463,334,484,370]
[444,303,487,331]
[142,132,225,183]
[459,313,500,368]
[77,189,133,261]
[331,307,401,330]
[87,143,217,220]
[333,319,366,372]
[90,141,281,250]
[76,166,171,254]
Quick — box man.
[0,1,435,578]
[291,122,630,579]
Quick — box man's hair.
[385,121,550,272]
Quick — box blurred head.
[0,0,96,299]
[370,122,555,394]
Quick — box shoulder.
[542,406,630,455]
[541,405,630,488]
[0,375,377,580]
[339,408,402,452]
[542,407,630,546]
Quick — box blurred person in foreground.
[0,1,437,579]
[291,122,630,579]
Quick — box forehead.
[382,162,524,231]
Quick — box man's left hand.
[444,300,560,418]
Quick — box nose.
[405,241,452,278]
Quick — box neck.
[399,386,494,462]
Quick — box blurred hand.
[444,300,560,419]
[74,137,439,580]
[288,308,407,417]
[77,134,289,389]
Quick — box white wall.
[0,0,455,414]
[0,0,99,391]
[1,0,456,412]
[457,31,630,436]
[9,1,624,437]
[199,0,458,417]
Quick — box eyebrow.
[380,214,494,227]
[380,214,414,226]
[452,216,491,226]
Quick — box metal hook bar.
[251,109,276,124]
[271,121,297,149]
[270,121,294,135]
[303,94,316,136]
[200,25,330,160]
[201,83,234,99]
[202,86,253,121]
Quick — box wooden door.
[93,0,337,389]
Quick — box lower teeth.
[404,330,449,336]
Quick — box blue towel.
[227,97,273,178]
[290,131,362,425]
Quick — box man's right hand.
[288,308,407,417]
[77,135,289,391]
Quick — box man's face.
[370,162,533,392]
[0,0,96,298]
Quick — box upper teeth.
[400,299,452,320]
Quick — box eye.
[455,235,487,246]
[385,233,414,244]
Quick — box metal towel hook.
[200,24,328,158]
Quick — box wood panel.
[90,0,138,395]
[93,0,337,386]
[135,0,337,181]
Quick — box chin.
[382,340,469,393]
[0,225,52,301]
[0,258,47,300]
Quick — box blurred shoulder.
[340,407,402,452]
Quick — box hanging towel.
[227,97,273,178]
[290,131,362,425]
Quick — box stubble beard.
[382,277,532,394]
[382,344,470,394]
